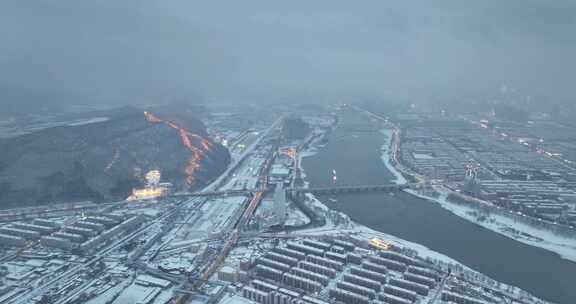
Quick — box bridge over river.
[288,183,411,195]
[171,183,415,198]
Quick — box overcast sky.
[1,0,575,106]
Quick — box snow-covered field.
[410,190,576,263]
[193,196,245,235]
[379,129,407,185]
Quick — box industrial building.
[361,261,388,276]
[12,223,56,234]
[302,240,331,251]
[252,280,279,293]
[306,255,343,271]
[298,261,336,279]
[0,227,40,240]
[369,256,407,272]
[383,285,418,302]
[242,286,269,304]
[282,273,322,293]
[380,293,412,304]
[75,221,105,232]
[52,232,85,243]
[343,273,381,292]
[442,291,491,304]
[389,278,429,296]
[0,234,26,247]
[329,288,370,304]
[33,219,60,228]
[65,226,98,238]
[41,236,75,250]
[218,266,239,283]
[273,183,287,225]
[287,241,325,257]
[255,264,283,282]
[337,281,375,299]
[267,252,298,267]
[404,272,435,288]
[257,257,291,273]
[270,165,290,182]
[350,267,387,284]
[273,247,306,261]
[290,267,329,286]
[85,216,120,228]
[79,215,145,254]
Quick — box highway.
[200,115,284,194]
[173,114,281,304]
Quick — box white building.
[274,183,287,225]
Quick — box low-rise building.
[0,234,26,247]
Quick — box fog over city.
[1,0,575,108]
[3,2,576,304]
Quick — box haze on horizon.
[1,0,575,109]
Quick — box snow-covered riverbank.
[298,126,550,304]
[378,128,576,263]
[298,192,549,303]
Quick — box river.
[302,109,576,304]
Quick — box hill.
[0,104,230,208]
